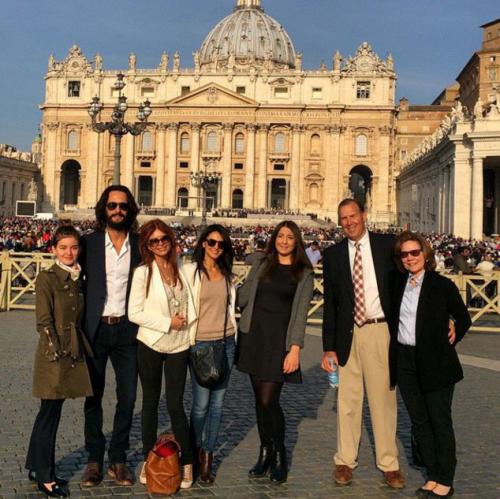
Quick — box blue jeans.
[189,336,235,453]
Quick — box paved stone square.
[0,311,499,498]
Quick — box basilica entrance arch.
[60,160,81,207]
[270,179,287,209]
[348,165,373,209]
[205,183,219,211]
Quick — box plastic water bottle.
[327,358,338,388]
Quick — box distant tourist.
[26,225,93,498]
[305,240,322,266]
[452,247,473,274]
[244,238,267,265]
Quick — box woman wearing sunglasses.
[236,221,314,484]
[26,224,93,498]
[128,219,195,489]
[392,232,471,498]
[182,224,237,483]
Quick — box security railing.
[0,253,498,332]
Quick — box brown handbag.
[145,433,182,495]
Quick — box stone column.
[325,125,341,217]
[452,157,471,238]
[298,128,306,212]
[44,122,59,211]
[155,124,168,206]
[257,124,268,208]
[190,124,201,208]
[438,170,444,233]
[244,124,256,209]
[221,123,233,208]
[470,156,484,240]
[495,169,500,234]
[376,125,391,224]
[165,123,178,208]
[289,125,301,210]
[124,133,135,192]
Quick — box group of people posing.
[26,187,470,499]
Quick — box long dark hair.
[138,219,180,297]
[260,220,312,282]
[192,224,234,282]
[95,185,139,232]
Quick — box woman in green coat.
[26,225,93,498]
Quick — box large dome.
[199,0,297,70]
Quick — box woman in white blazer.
[183,224,237,484]
[128,219,196,489]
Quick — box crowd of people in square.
[1,188,488,497]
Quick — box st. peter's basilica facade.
[38,0,401,223]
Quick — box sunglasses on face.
[148,235,171,248]
[206,238,224,249]
[400,249,422,259]
[106,202,129,211]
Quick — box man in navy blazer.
[321,199,404,489]
[79,186,141,487]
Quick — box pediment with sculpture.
[166,83,258,107]
[341,42,394,76]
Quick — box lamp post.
[88,73,152,185]
[190,160,221,227]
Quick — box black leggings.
[250,376,285,450]
[138,342,193,465]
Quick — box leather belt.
[364,318,386,325]
[101,315,125,325]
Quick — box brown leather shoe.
[81,462,103,488]
[384,469,405,489]
[334,465,352,485]
[199,449,215,484]
[107,463,135,486]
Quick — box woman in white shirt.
[128,219,196,489]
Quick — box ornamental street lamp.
[190,160,221,227]
[88,73,152,185]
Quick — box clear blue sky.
[0,0,497,150]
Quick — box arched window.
[177,187,189,208]
[207,131,218,153]
[310,134,321,154]
[355,134,367,156]
[275,132,285,153]
[235,133,245,154]
[67,130,79,151]
[180,132,190,154]
[142,131,153,152]
[309,183,319,202]
[232,189,244,209]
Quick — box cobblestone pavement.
[1,311,499,498]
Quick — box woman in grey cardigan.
[236,221,314,484]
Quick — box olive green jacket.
[33,264,93,399]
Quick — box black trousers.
[397,344,456,486]
[26,399,65,483]
[137,342,193,465]
[84,321,138,465]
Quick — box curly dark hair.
[192,224,234,282]
[94,185,139,232]
[259,220,312,282]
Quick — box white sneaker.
[139,462,147,485]
[180,464,193,489]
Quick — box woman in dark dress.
[237,221,314,484]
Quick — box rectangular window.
[179,161,189,169]
[356,81,370,99]
[234,163,244,170]
[236,86,246,95]
[68,81,81,97]
[273,163,285,171]
[312,87,322,99]
[181,86,191,96]
[140,161,151,168]
[274,87,289,98]
[141,87,155,97]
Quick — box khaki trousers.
[334,322,399,472]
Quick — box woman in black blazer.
[393,231,471,498]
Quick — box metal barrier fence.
[1,253,498,332]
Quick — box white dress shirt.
[347,231,384,320]
[397,271,425,346]
[102,231,130,317]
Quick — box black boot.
[269,447,287,484]
[248,445,272,478]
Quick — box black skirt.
[237,264,302,383]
